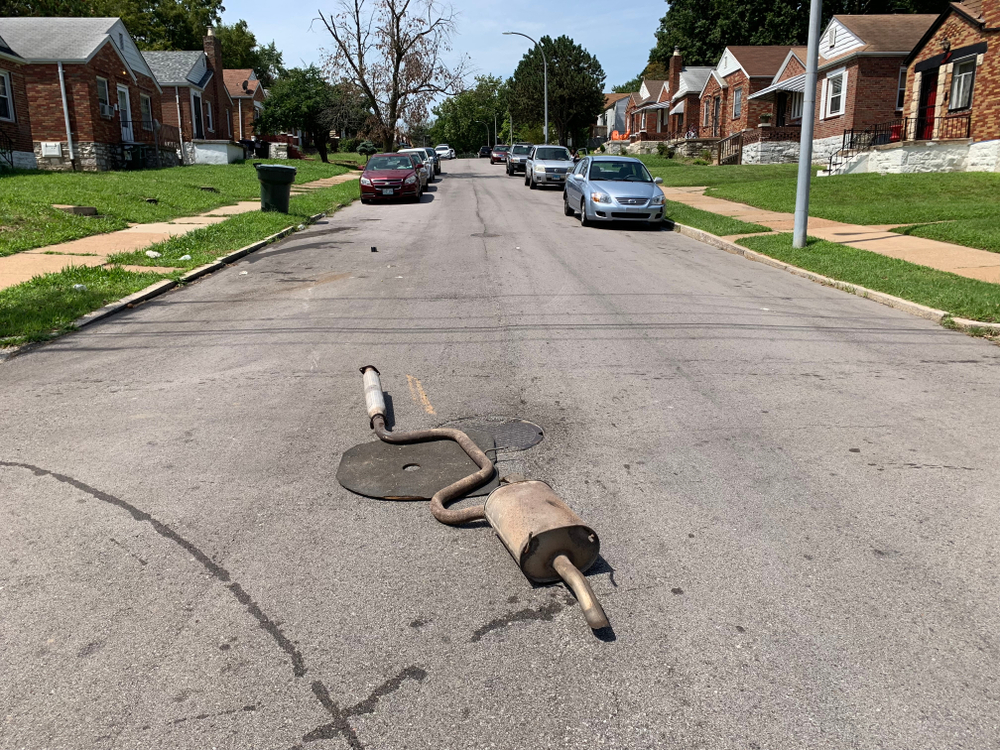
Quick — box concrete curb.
[670,222,997,332]
[1,211,331,363]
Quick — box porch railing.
[829,113,972,173]
[717,131,744,166]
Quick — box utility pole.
[793,0,824,248]
[504,31,548,144]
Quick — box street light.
[503,31,548,144]
[475,119,490,148]
[793,0,824,247]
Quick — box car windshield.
[495,145,510,152]
[402,150,426,162]
[588,160,652,182]
[534,147,571,161]
[367,155,414,171]
[511,145,532,155]
[436,145,449,150]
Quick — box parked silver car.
[398,148,433,185]
[524,145,573,189]
[506,143,533,175]
[421,146,441,175]
[562,156,665,227]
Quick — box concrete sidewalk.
[661,186,1000,284]
[0,170,359,291]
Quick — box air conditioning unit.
[100,103,114,118]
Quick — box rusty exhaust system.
[360,366,609,631]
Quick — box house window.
[140,94,152,130]
[96,77,112,118]
[733,87,742,119]
[703,101,710,126]
[825,70,846,117]
[205,101,214,131]
[950,58,976,111]
[641,112,646,130]
[789,92,803,119]
[896,68,907,110]
[0,71,13,121]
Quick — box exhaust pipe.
[357,366,610,631]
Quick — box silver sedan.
[563,156,665,228]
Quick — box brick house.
[698,46,794,139]
[663,48,714,138]
[224,68,265,142]
[625,78,668,139]
[143,30,241,165]
[0,30,34,169]
[0,17,174,171]
[901,0,1000,166]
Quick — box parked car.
[573,148,589,163]
[562,155,665,227]
[359,153,423,203]
[435,144,454,160]
[506,143,533,176]
[421,146,441,175]
[478,146,492,158]
[398,147,433,185]
[524,145,573,189]
[490,144,510,164]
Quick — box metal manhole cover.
[439,418,543,452]
[337,428,499,500]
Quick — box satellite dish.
[242,80,249,91]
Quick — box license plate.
[381,189,393,195]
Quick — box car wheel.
[361,197,370,205]
[524,174,530,186]
[580,199,591,227]
[563,192,575,216]
[529,175,537,190]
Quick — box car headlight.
[534,164,546,173]
[591,191,612,204]
[404,174,417,184]
[650,193,665,206]
[360,176,371,186]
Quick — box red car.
[490,144,510,164]
[360,153,423,203]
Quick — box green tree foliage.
[649,0,952,68]
[216,20,285,89]
[508,35,605,147]
[429,75,505,154]
[256,66,338,162]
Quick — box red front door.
[918,70,938,140]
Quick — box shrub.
[340,137,359,154]
[656,142,669,156]
[357,141,377,161]
[693,158,710,166]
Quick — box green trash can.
[254,163,297,213]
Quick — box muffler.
[358,366,610,631]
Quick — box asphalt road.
[2,158,999,750]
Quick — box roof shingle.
[224,69,258,97]
[0,17,121,61]
[143,50,204,86]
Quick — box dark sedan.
[359,153,423,203]
[478,146,491,158]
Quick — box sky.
[222,0,668,92]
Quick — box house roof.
[0,16,125,61]
[953,0,984,19]
[725,46,796,77]
[675,67,714,98]
[0,31,19,61]
[143,50,205,86]
[834,14,937,53]
[603,92,630,109]
[225,69,259,98]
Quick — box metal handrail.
[828,114,972,173]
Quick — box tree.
[216,20,286,88]
[318,0,470,151]
[325,80,373,139]
[508,35,605,147]
[257,66,337,162]
[428,75,504,154]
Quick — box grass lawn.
[108,181,360,271]
[0,159,349,257]
[891,218,1000,255]
[0,265,167,346]
[737,233,1000,323]
[663,199,770,236]
[1,180,360,347]
[637,156,801,188]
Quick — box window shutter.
[819,77,828,119]
[839,69,849,116]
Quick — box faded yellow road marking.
[406,374,436,415]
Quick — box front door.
[918,70,938,140]
[117,85,133,142]
[712,96,721,138]
[192,93,204,140]
[775,93,787,127]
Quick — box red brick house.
[224,68,266,142]
[0,30,34,169]
[0,17,174,170]
[903,0,1000,161]
[663,48,714,138]
[625,78,668,139]
[698,46,794,139]
[143,30,241,165]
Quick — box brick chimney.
[203,28,226,138]
[669,47,682,98]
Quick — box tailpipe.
[360,365,387,426]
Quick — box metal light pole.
[504,31,548,144]
[793,0,824,248]
[475,119,490,148]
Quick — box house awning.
[635,100,672,112]
[669,100,685,115]
[748,73,806,102]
